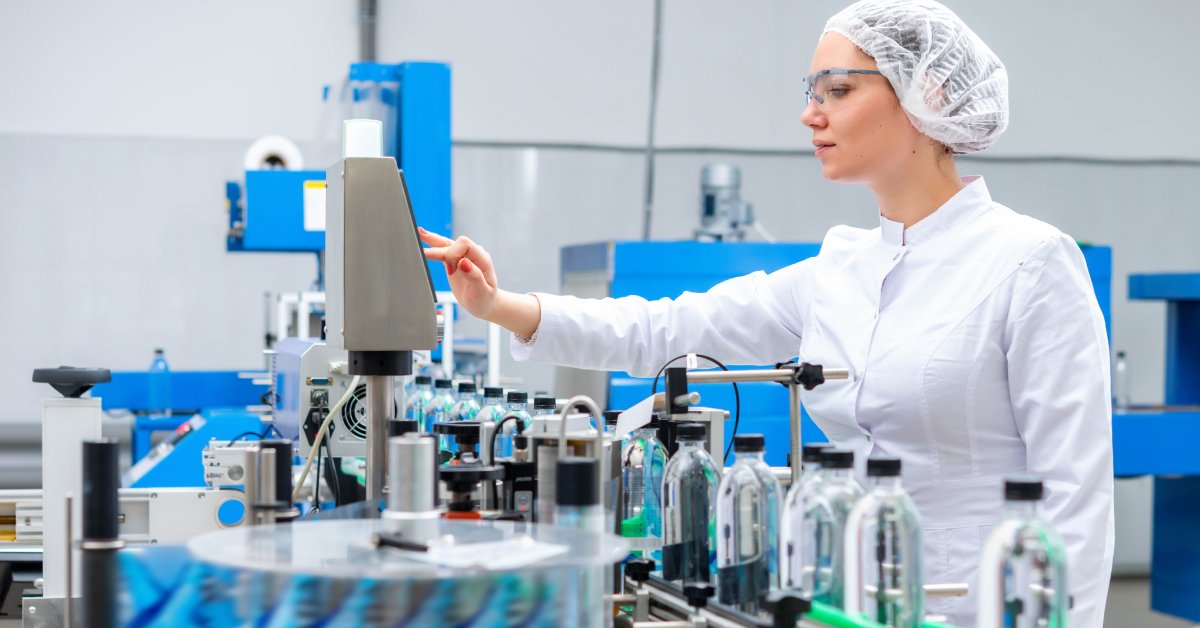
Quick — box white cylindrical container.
[343,119,383,158]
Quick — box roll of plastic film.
[243,135,305,170]
[343,119,383,158]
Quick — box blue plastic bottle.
[148,348,172,416]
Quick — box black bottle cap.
[435,378,453,389]
[733,434,765,453]
[513,435,528,450]
[676,422,707,441]
[534,396,557,411]
[820,449,854,469]
[483,386,504,398]
[388,418,420,437]
[556,457,598,506]
[507,391,528,404]
[866,456,901,477]
[1005,476,1045,501]
[765,590,812,628]
[801,443,832,463]
[415,375,432,385]
[432,421,482,444]
[625,558,655,583]
[683,581,715,608]
[457,382,476,394]
[604,410,622,426]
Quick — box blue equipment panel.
[236,170,327,252]
[569,241,1112,467]
[92,370,267,413]
[125,410,266,488]
[1128,272,1200,621]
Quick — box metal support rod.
[366,375,395,502]
[64,492,73,628]
[685,367,850,385]
[558,395,607,523]
[257,448,278,526]
[789,383,803,485]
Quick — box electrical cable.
[313,434,323,512]
[490,414,526,462]
[323,437,342,507]
[292,375,360,502]
[649,354,740,464]
[226,431,264,445]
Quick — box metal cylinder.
[366,375,396,502]
[81,439,120,628]
[536,444,560,524]
[257,448,278,526]
[387,435,435,513]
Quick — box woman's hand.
[418,228,542,338]
[419,228,500,319]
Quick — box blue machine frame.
[225,61,452,291]
[566,241,1113,467]
[1127,272,1200,622]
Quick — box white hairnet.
[823,0,1008,154]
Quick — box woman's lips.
[815,144,834,157]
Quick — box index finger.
[418,227,454,247]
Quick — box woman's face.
[802,33,930,185]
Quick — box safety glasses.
[804,68,885,109]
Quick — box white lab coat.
[513,176,1115,627]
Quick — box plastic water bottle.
[1114,350,1131,412]
[810,449,865,608]
[148,348,172,416]
[427,379,456,424]
[716,434,782,614]
[662,422,720,583]
[621,418,669,564]
[782,443,831,593]
[448,382,481,422]
[532,396,557,417]
[843,457,924,627]
[977,477,1069,628]
[495,391,532,459]
[405,376,435,431]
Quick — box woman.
[420,1,1114,625]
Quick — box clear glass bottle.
[782,443,830,593]
[977,477,1069,628]
[620,419,669,564]
[843,457,923,627]
[716,434,782,614]
[405,375,435,432]
[809,449,865,609]
[662,423,720,584]
[148,348,172,416]
[1114,350,1131,412]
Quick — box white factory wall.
[2,0,1196,577]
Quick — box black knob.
[683,580,715,609]
[625,558,655,583]
[764,590,811,627]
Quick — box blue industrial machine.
[560,240,1113,466]
[1122,272,1200,621]
[225,61,452,292]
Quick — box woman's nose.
[800,98,825,129]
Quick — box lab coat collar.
[878,176,991,247]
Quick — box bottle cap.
[866,456,901,477]
[556,457,598,506]
[733,434,765,453]
[415,375,432,385]
[604,410,622,426]
[154,348,164,355]
[820,449,854,469]
[506,391,528,404]
[676,423,707,442]
[483,386,504,398]
[1004,476,1045,501]
[801,443,831,464]
[534,396,557,411]
[457,382,476,394]
[435,378,453,389]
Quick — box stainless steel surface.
[387,435,435,513]
[22,596,73,628]
[257,448,277,526]
[324,157,439,353]
[365,375,394,501]
[243,445,260,525]
[535,444,558,524]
